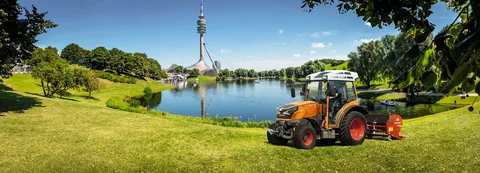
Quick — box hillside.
[1,74,480,172]
[325,61,348,70]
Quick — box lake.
[141,79,459,122]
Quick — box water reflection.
[141,79,302,121]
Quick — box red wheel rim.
[303,130,313,146]
[350,118,365,141]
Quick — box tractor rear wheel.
[267,124,288,145]
[293,124,316,149]
[339,111,367,145]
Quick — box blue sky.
[20,0,458,71]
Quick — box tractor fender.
[298,118,322,134]
[339,105,369,120]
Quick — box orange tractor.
[265,70,405,149]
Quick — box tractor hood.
[276,101,322,120]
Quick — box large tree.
[90,47,110,70]
[30,47,77,97]
[300,0,480,95]
[0,1,57,77]
[60,43,89,66]
[348,40,385,88]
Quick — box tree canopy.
[58,43,168,80]
[0,0,57,77]
[302,0,480,95]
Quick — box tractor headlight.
[277,104,298,118]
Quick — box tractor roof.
[306,70,358,82]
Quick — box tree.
[349,41,385,88]
[0,1,58,78]
[30,47,90,98]
[90,47,110,70]
[79,70,101,99]
[189,68,200,77]
[61,43,89,66]
[174,65,184,74]
[301,0,480,95]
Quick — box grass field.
[187,75,216,82]
[2,74,480,172]
[325,61,348,70]
[1,89,480,172]
[2,74,174,106]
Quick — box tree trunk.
[88,90,92,99]
[41,79,47,96]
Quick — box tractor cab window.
[306,81,327,103]
[346,82,356,102]
[328,81,347,125]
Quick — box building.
[11,64,31,74]
[186,2,220,76]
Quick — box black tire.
[292,124,316,149]
[317,137,338,146]
[339,111,367,146]
[267,124,288,145]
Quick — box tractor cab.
[266,70,405,149]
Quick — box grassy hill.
[1,74,480,172]
[325,61,348,70]
[2,74,174,106]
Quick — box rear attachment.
[364,114,405,140]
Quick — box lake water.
[141,79,458,122]
[145,79,301,121]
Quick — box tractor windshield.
[306,80,328,103]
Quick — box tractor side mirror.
[291,87,296,98]
[327,82,337,97]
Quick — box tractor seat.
[364,114,390,125]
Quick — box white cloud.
[365,22,371,26]
[293,54,301,57]
[328,43,333,47]
[322,31,334,35]
[220,49,232,53]
[273,42,287,45]
[312,42,326,48]
[310,31,336,38]
[310,32,321,38]
[309,51,317,54]
[279,29,284,34]
[360,39,377,43]
[298,33,307,36]
[332,50,336,53]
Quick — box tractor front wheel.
[293,124,316,149]
[267,124,288,145]
[339,111,367,145]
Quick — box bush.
[94,70,136,84]
[143,86,153,100]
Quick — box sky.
[20,0,458,71]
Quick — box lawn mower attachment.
[364,114,405,140]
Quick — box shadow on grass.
[0,81,13,91]
[79,95,100,101]
[24,92,80,102]
[0,91,42,114]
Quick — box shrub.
[93,70,136,84]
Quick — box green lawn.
[325,61,348,70]
[1,74,480,172]
[187,75,216,82]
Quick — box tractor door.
[328,81,349,125]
